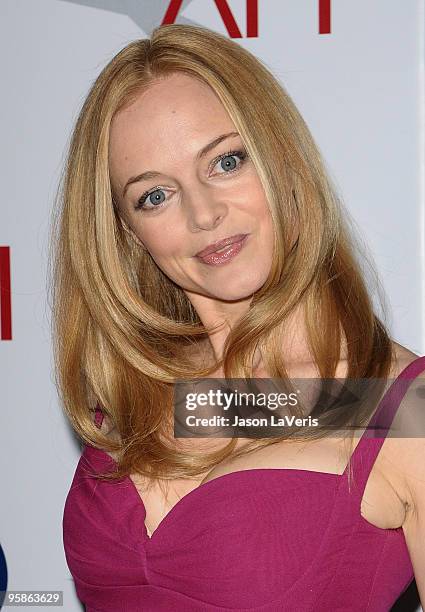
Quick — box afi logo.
[0,247,12,341]
[162,0,332,37]
[60,1,332,37]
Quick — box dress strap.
[94,403,104,429]
[346,355,425,494]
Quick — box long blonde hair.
[49,24,394,483]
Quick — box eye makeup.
[133,148,249,212]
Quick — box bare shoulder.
[384,341,425,512]
[389,340,422,375]
[387,342,425,605]
[96,412,122,462]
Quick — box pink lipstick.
[195,234,249,266]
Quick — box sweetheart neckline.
[84,446,348,542]
[85,355,425,542]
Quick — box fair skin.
[109,72,275,364]
[108,73,424,601]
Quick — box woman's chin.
[206,279,266,303]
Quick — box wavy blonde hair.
[49,24,394,484]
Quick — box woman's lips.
[195,233,249,258]
[195,234,249,265]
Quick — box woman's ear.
[119,216,147,250]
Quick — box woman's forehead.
[108,74,238,177]
[111,74,234,138]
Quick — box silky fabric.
[63,356,425,611]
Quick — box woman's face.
[109,72,274,309]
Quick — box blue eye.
[134,148,248,212]
[135,188,167,211]
[145,190,165,206]
[222,156,237,170]
[213,150,247,175]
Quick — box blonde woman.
[52,24,425,611]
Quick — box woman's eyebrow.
[121,131,240,198]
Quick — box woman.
[53,24,425,611]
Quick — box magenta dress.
[63,356,425,611]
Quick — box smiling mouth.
[194,234,249,265]
[194,233,249,258]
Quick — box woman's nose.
[184,186,228,232]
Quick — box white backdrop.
[0,1,424,610]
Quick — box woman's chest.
[130,436,406,539]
